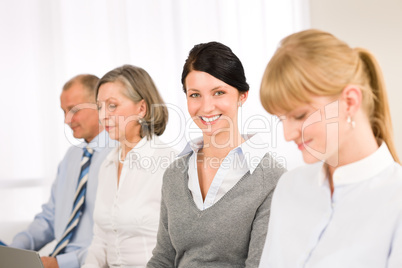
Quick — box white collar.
[178,136,203,157]
[317,142,395,186]
[178,133,268,174]
[104,135,159,166]
[76,130,116,153]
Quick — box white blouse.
[83,136,177,268]
[179,133,269,210]
[259,143,402,268]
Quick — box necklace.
[118,138,142,165]
[118,147,125,164]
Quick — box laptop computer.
[0,246,44,268]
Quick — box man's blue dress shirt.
[10,131,114,268]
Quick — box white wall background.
[1,0,401,249]
[309,0,402,158]
[2,0,401,245]
[0,0,307,239]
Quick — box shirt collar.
[238,133,269,174]
[316,142,394,186]
[178,136,204,157]
[76,130,116,153]
[105,135,158,164]
[178,133,268,174]
[332,142,394,186]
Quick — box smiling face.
[185,71,247,139]
[60,82,100,142]
[279,95,344,165]
[97,81,145,144]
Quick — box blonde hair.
[96,65,168,139]
[260,29,399,163]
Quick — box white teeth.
[201,115,221,122]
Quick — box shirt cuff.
[9,233,34,250]
[56,251,80,268]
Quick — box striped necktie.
[50,146,94,257]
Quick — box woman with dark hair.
[83,65,177,268]
[147,42,285,267]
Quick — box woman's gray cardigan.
[147,152,286,268]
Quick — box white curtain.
[0,0,308,224]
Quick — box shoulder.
[146,136,178,157]
[164,153,190,177]
[159,154,190,199]
[162,154,190,186]
[390,162,402,177]
[378,162,402,196]
[57,145,82,166]
[90,148,114,173]
[55,146,85,182]
[96,145,115,157]
[237,153,285,199]
[258,152,287,179]
[248,153,287,192]
[64,145,81,156]
[274,162,322,196]
[282,162,322,178]
[378,162,402,187]
[99,147,118,169]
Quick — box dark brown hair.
[181,41,249,93]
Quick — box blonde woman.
[83,65,176,268]
[259,29,402,267]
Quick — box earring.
[238,101,242,107]
[138,117,144,124]
[347,115,356,129]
